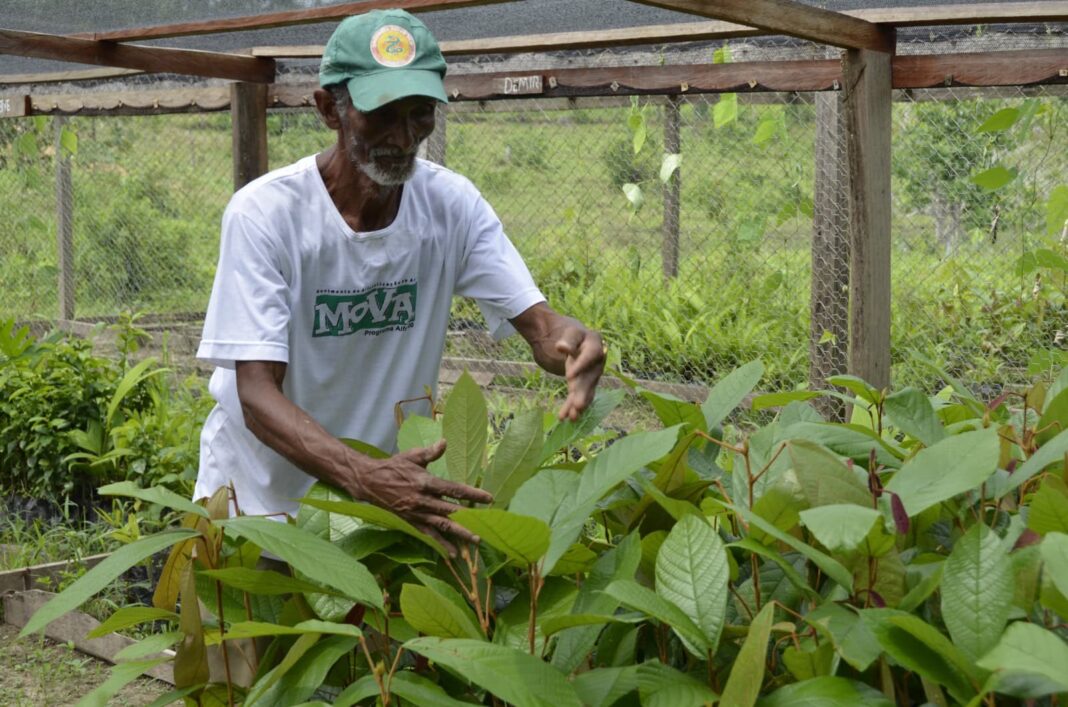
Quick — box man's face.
[338,95,437,185]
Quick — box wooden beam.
[231,82,269,190]
[54,117,74,320]
[628,0,894,52]
[0,66,143,85]
[893,48,1068,88]
[76,0,505,43]
[859,1,1068,26]
[0,29,275,83]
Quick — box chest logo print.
[313,280,417,337]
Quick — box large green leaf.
[540,388,625,462]
[1037,389,1068,447]
[99,481,209,519]
[298,496,447,558]
[884,427,999,516]
[720,602,775,707]
[20,529,199,637]
[483,410,544,507]
[450,508,549,566]
[602,579,709,656]
[976,621,1068,698]
[552,533,641,673]
[198,567,341,597]
[543,426,681,573]
[87,606,178,638]
[883,387,944,447]
[296,483,362,542]
[106,357,167,428]
[655,515,729,652]
[787,439,871,508]
[205,619,362,643]
[404,637,582,707]
[799,505,881,553]
[218,517,382,610]
[443,370,488,484]
[641,390,706,431]
[998,427,1068,497]
[1028,476,1068,535]
[1040,532,1068,599]
[572,665,640,706]
[806,603,882,672]
[941,524,1013,662]
[701,360,764,431]
[758,677,894,707]
[388,671,479,706]
[636,661,718,707]
[74,659,169,707]
[400,583,483,639]
[253,634,359,707]
[509,469,578,525]
[781,422,905,467]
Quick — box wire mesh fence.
[1,83,1064,397]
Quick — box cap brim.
[346,69,448,112]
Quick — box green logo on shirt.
[313,282,417,337]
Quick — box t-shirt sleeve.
[197,207,292,368]
[454,194,545,340]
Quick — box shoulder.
[409,159,483,204]
[226,155,320,221]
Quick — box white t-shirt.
[195,156,544,517]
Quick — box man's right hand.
[345,439,493,557]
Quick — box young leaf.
[997,427,1068,497]
[641,390,706,431]
[971,165,1017,191]
[659,153,681,183]
[883,387,944,447]
[87,606,178,639]
[976,107,1020,133]
[1036,388,1068,447]
[602,579,709,656]
[786,439,872,508]
[760,677,894,706]
[622,183,644,210]
[714,93,737,127]
[826,374,880,404]
[20,529,199,637]
[752,390,821,411]
[483,410,543,507]
[206,619,362,644]
[655,515,729,653]
[884,427,999,516]
[701,360,763,431]
[1040,532,1068,599]
[198,567,340,597]
[450,508,550,565]
[540,388,624,462]
[941,524,1013,663]
[444,370,488,485]
[400,583,483,639]
[799,505,881,553]
[636,661,718,707]
[719,602,775,707]
[806,603,882,672]
[298,496,447,558]
[59,126,78,156]
[975,621,1068,698]
[99,481,210,519]
[404,637,582,707]
[1047,184,1068,237]
[218,517,383,610]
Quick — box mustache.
[369,147,416,158]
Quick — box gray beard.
[347,136,416,186]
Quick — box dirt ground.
[0,624,171,707]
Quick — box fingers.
[411,512,480,547]
[416,523,458,558]
[556,332,606,421]
[404,439,447,467]
[554,327,585,358]
[424,475,494,505]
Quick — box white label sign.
[492,75,544,96]
[0,96,29,118]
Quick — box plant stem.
[359,635,389,706]
[528,565,543,655]
[215,579,235,707]
[750,553,762,611]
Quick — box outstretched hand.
[553,325,607,421]
[347,439,492,557]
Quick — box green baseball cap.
[319,9,448,112]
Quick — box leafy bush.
[29,362,1068,705]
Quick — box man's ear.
[314,88,342,130]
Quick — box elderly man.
[194,9,605,555]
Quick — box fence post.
[842,47,893,391]
[230,82,268,190]
[54,116,75,321]
[427,103,447,165]
[809,92,850,420]
[662,95,681,279]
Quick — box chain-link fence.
[2,82,1065,397]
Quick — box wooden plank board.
[3,590,174,684]
[893,48,1068,88]
[629,0,894,52]
[0,553,111,594]
[0,29,275,84]
[860,1,1068,26]
[231,82,269,190]
[0,66,143,85]
[77,0,505,43]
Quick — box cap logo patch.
[370,25,416,68]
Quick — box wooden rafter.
[626,0,895,52]
[74,0,506,43]
[0,29,275,83]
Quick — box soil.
[0,624,170,706]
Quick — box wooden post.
[427,102,447,165]
[809,91,850,420]
[230,82,268,190]
[661,95,681,279]
[53,116,74,320]
[842,45,893,390]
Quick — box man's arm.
[234,360,491,555]
[510,302,606,421]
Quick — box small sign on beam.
[0,95,30,118]
[491,75,544,96]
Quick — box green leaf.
[941,524,1013,663]
[641,390,706,431]
[205,619,362,644]
[998,427,1068,497]
[884,427,999,516]
[444,370,488,484]
[1016,248,1068,276]
[799,505,881,553]
[637,661,718,707]
[659,153,681,183]
[883,388,944,447]
[483,410,543,507]
[1040,532,1068,599]
[397,414,447,476]
[404,637,582,707]
[806,603,881,672]
[758,677,894,706]
[253,634,359,707]
[59,126,78,156]
[509,469,578,525]
[388,671,479,707]
[540,612,640,637]
[20,529,199,637]
[720,602,775,707]
[244,632,318,704]
[1047,184,1068,237]
[87,606,178,638]
[629,111,647,154]
[787,439,872,508]
[106,357,167,428]
[144,685,201,707]
[602,580,709,656]
[622,183,644,210]
[655,515,729,653]
[198,567,340,597]
[99,481,210,519]
[572,666,640,707]
[976,107,1020,133]
[540,388,624,462]
[113,632,181,661]
[74,659,168,707]
[752,391,821,411]
[752,118,779,145]
[701,360,764,431]
[826,375,880,404]
[1037,388,1068,447]
[298,496,447,558]
[714,93,738,128]
[217,517,383,610]
[450,508,549,565]
[971,165,1017,191]
[400,583,483,639]
[976,621,1068,698]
